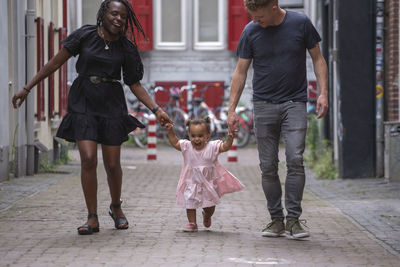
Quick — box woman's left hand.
[155,109,173,127]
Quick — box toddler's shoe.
[183,222,198,232]
[202,211,212,228]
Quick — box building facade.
[310,0,400,178]
[385,0,399,121]
[1,0,74,181]
[0,0,319,181]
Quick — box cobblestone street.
[0,145,399,266]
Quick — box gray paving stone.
[0,146,399,266]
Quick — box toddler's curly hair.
[186,117,211,134]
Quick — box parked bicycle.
[188,83,251,148]
[153,85,193,139]
[126,88,150,148]
[129,84,195,148]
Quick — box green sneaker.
[285,219,310,239]
[262,218,285,237]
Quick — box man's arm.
[228,57,252,133]
[308,44,328,119]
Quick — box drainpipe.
[26,0,35,175]
[375,0,384,177]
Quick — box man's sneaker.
[285,219,310,239]
[262,218,285,237]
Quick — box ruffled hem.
[176,164,244,209]
[56,112,145,146]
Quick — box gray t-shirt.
[237,10,321,102]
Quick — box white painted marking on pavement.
[228,257,291,265]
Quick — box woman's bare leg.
[77,140,99,229]
[101,144,127,228]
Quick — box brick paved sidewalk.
[306,168,400,257]
[0,146,399,266]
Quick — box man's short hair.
[244,0,278,12]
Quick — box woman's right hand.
[12,88,30,109]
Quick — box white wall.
[0,0,9,180]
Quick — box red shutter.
[36,17,46,121]
[154,81,187,110]
[228,0,250,51]
[192,81,225,110]
[48,22,55,118]
[59,27,68,117]
[62,0,67,28]
[130,0,153,50]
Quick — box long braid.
[96,0,146,45]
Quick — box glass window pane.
[161,0,181,42]
[199,0,218,42]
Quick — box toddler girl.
[165,117,244,232]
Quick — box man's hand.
[316,94,328,119]
[227,112,239,135]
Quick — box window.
[155,0,186,50]
[194,0,225,50]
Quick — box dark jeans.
[253,100,307,220]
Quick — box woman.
[12,0,171,235]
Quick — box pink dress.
[176,140,245,209]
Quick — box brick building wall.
[385,0,399,121]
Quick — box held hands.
[227,130,236,139]
[12,88,30,109]
[227,111,239,135]
[154,108,173,127]
[164,122,174,131]
[316,94,328,119]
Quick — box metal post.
[26,0,35,175]
[375,0,385,177]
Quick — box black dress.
[56,25,145,146]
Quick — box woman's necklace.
[99,28,111,50]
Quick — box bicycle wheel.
[170,108,188,139]
[131,114,148,148]
[236,123,250,148]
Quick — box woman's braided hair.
[96,0,146,45]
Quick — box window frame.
[154,0,187,50]
[193,0,225,50]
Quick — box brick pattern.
[0,147,400,266]
[385,0,400,121]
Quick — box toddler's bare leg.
[203,206,215,218]
[202,206,215,228]
[186,209,196,223]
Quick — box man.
[228,0,328,239]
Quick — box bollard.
[227,138,238,162]
[147,114,157,160]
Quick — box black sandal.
[109,202,129,230]
[77,213,100,235]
